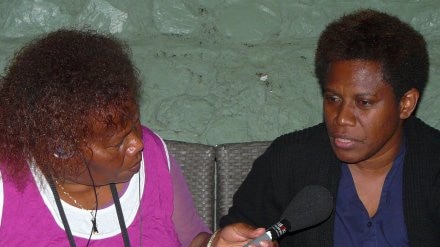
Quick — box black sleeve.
[219,123,332,230]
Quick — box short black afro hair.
[315,9,429,99]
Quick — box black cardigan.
[220,117,440,246]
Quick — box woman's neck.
[55,180,126,210]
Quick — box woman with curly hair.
[0,29,210,246]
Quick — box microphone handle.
[243,232,272,247]
[243,219,290,247]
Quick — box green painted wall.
[1,0,440,145]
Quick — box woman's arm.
[170,156,211,246]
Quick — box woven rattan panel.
[164,140,216,230]
[216,141,271,224]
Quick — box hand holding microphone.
[243,185,333,247]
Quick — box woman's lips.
[333,137,356,149]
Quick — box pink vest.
[0,127,181,246]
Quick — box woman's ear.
[79,143,94,163]
[399,88,420,119]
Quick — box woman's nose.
[127,132,143,154]
[336,103,356,126]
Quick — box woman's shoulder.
[267,122,329,154]
[141,125,169,147]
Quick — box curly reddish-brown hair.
[0,29,141,186]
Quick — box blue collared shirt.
[334,145,409,246]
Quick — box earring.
[53,147,73,159]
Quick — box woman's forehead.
[87,101,139,138]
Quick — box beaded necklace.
[54,180,102,234]
[48,177,132,247]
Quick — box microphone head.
[281,185,333,232]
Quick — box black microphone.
[244,185,333,247]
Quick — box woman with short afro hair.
[213,9,440,247]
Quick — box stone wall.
[1,0,439,144]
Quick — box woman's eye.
[325,95,340,103]
[358,99,372,106]
[107,139,123,149]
